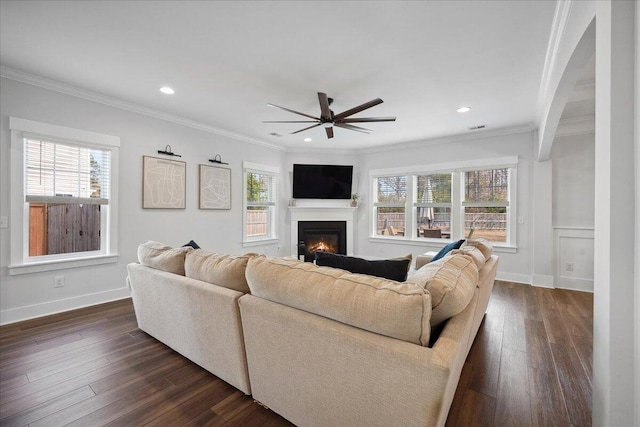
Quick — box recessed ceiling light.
[304,137,312,142]
[456,106,471,113]
[160,86,175,95]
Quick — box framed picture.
[142,156,186,209]
[199,164,231,210]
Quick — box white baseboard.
[555,276,594,292]
[495,272,532,285]
[532,274,555,288]
[0,287,131,325]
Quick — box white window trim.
[369,156,518,248]
[242,161,279,246]
[8,118,120,275]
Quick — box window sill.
[368,237,518,253]
[368,237,453,247]
[8,254,119,276]
[491,245,518,254]
[242,238,279,248]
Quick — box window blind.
[246,172,276,206]
[414,173,451,207]
[25,138,111,205]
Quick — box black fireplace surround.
[297,221,347,262]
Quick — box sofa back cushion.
[185,250,255,293]
[246,256,432,346]
[314,252,412,282]
[467,238,493,261]
[450,246,486,270]
[408,254,478,326]
[138,241,192,275]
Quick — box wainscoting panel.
[554,227,594,292]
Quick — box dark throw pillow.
[314,252,412,282]
[182,240,201,250]
[431,239,465,263]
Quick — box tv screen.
[293,164,353,199]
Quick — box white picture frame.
[142,156,186,209]
[199,164,231,210]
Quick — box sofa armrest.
[416,251,438,269]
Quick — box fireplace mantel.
[289,206,356,258]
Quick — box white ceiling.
[0,1,558,150]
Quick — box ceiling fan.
[263,92,396,139]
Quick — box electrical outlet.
[54,276,65,288]
[0,216,8,228]
[517,216,524,224]
[565,262,574,272]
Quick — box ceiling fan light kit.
[264,92,396,139]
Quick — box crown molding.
[358,123,537,155]
[1,66,538,157]
[0,66,286,152]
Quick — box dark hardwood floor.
[0,280,592,426]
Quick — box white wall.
[551,133,595,227]
[550,132,595,291]
[1,79,550,323]
[355,130,535,284]
[0,77,287,324]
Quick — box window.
[463,168,509,243]
[9,117,120,274]
[243,161,278,244]
[373,175,406,236]
[414,173,452,239]
[25,139,111,256]
[370,158,517,247]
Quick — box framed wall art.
[142,156,186,209]
[199,164,231,210]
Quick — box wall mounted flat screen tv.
[293,164,353,199]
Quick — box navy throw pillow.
[182,240,200,249]
[314,252,411,282]
[431,239,465,263]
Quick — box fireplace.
[298,221,347,262]
[289,204,355,259]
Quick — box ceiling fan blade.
[262,120,320,123]
[318,92,332,120]
[338,117,396,123]
[291,123,322,135]
[325,126,334,139]
[334,123,372,134]
[267,103,320,120]
[334,98,383,120]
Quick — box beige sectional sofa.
[127,240,498,427]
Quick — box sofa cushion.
[137,241,192,275]
[314,252,412,282]
[431,239,465,262]
[408,254,478,326]
[184,250,255,293]
[246,256,432,346]
[450,246,485,270]
[467,238,493,261]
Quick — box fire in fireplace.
[298,221,347,262]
